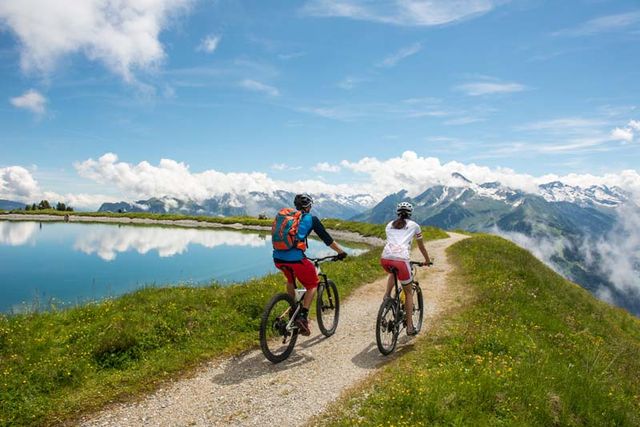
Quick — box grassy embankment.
[322,234,640,426]
[0,213,446,426]
[1,209,395,241]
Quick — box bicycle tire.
[259,293,298,363]
[376,298,399,355]
[316,279,340,337]
[412,283,424,333]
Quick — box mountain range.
[98,191,376,220]
[3,175,637,315]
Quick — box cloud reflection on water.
[0,221,38,246]
[74,227,268,261]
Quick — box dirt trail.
[82,232,468,427]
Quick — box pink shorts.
[380,258,412,285]
[275,259,319,290]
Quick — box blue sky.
[1,0,639,207]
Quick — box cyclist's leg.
[380,259,396,298]
[294,259,319,309]
[275,263,296,300]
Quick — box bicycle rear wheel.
[376,298,399,355]
[259,293,298,363]
[411,283,424,333]
[316,279,340,337]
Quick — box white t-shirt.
[381,219,423,260]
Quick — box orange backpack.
[271,208,307,251]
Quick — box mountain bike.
[376,260,432,355]
[260,255,342,363]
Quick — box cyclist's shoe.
[295,317,311,336]
[407,326,418,336]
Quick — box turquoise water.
[0,221,366,313]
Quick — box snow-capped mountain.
[354,173,639,316]
[98,191,376,219]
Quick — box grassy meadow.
[0,215,446,426]
[321,234,640,426]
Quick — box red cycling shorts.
[380,258,412,285]
[274,258,319,290]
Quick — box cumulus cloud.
[9,89,46,114]
[313,162,341,173]
[610,119,639,143]
[0,0,192,82]
[377,42,422,68]
[0,166,40,199]
[302,0,507,26]
[0,165,115,209]
[75,153,366,201]
[197,34,221,53]
[239,79,280,97]
[455,81,526,96]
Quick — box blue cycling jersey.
[273,212,334,262]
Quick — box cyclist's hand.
[336,252,347,261]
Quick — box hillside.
[320,235,640,426]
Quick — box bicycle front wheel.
[411,283,424,333]
[259,293,298,363]
[376,298,399,355]
[316,280,340,337]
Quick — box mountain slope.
[353,175,639,315]
[320,234,640,426]
[0,199,25,211]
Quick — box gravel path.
[81,232,468,427]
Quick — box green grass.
[0,217,446,426]
[321,234,640,426]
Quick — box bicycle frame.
[281,255,334,333]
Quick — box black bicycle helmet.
[294,193,314,210]
[396,201,413,216]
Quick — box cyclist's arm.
[414,224,431,264]
[312,216,346,255]
[416,238,431,264]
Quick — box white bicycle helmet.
[396,201,413,216]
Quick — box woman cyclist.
[380,202,431,336]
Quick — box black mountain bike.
[376,260,432,355]
[260,255,341,363]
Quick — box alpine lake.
[0,220,367,313]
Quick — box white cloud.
[0,165,113,209]
[9,89,46,114]
[0,0,193,82]
[313,162,341,173]
[377,42,422,68]
[0,166,40,199]
[75,153,366,201]
[271,163,302,171]
[197,34,221,53]
[239,79,280,97]
[455,81,526,96]
[337,76,367,90]
[340,150,640,201]
[553,11,640,37]
[518,117,607,132]
[611,127,634,143]
[302,0,507,26]
[609,119,639,143]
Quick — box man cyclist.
[273,193,347,336]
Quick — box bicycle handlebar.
[410,259,434,267]
[307,254,343,264]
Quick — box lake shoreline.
[0,213,385,246]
